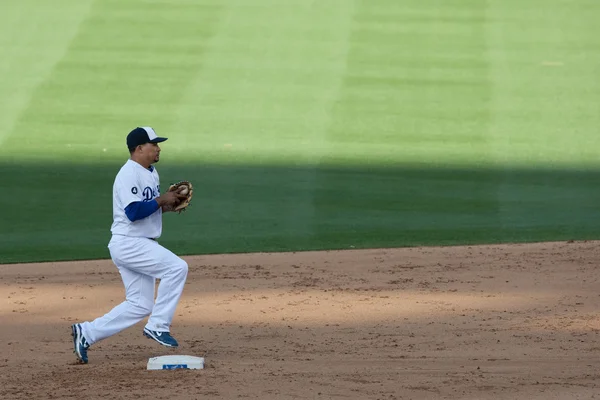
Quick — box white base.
[147,355,205,370]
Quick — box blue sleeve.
[124,200,160,222]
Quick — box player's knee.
[139,303,153,316]
[176,259,188,277]
[164,258,188,279]
[128,299,153,316]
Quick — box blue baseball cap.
[127,127,168,150]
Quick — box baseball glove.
[168,180,193,212]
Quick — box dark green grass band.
[1,161,598,264]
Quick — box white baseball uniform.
[80,159,188,346]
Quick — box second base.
[147,355,205,370]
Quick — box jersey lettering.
[142,186,160,202]
[142,187,153,201]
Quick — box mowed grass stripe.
[167,0,357,164]
[485,0,600,168]
[0,0,94,147]
[323,0,491,166]
[2,0,225,162]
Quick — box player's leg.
[98,237,188,346]
[140,240,188,346]
[79,266,155,345]
[72,238,157,363]
[73,237,187,357]
[72,268,154,363]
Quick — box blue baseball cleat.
[143,328,179,347]
[71,323,90,364]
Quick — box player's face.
[150,143,161,163]
[141,143,161,164]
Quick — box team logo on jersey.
[142,187,154,201]
[142,186,160,202]
[131,187,138,195]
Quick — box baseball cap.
[127,127,168,150]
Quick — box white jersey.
[110,159,162,239]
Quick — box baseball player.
[71,127,189,364]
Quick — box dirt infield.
[1,241,599,399]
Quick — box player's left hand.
[167,181,193,213]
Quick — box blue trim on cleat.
[71,323,90,364]
[143,328,179,347]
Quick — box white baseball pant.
[80,235,188,345]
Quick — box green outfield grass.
[1,0,599,263]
